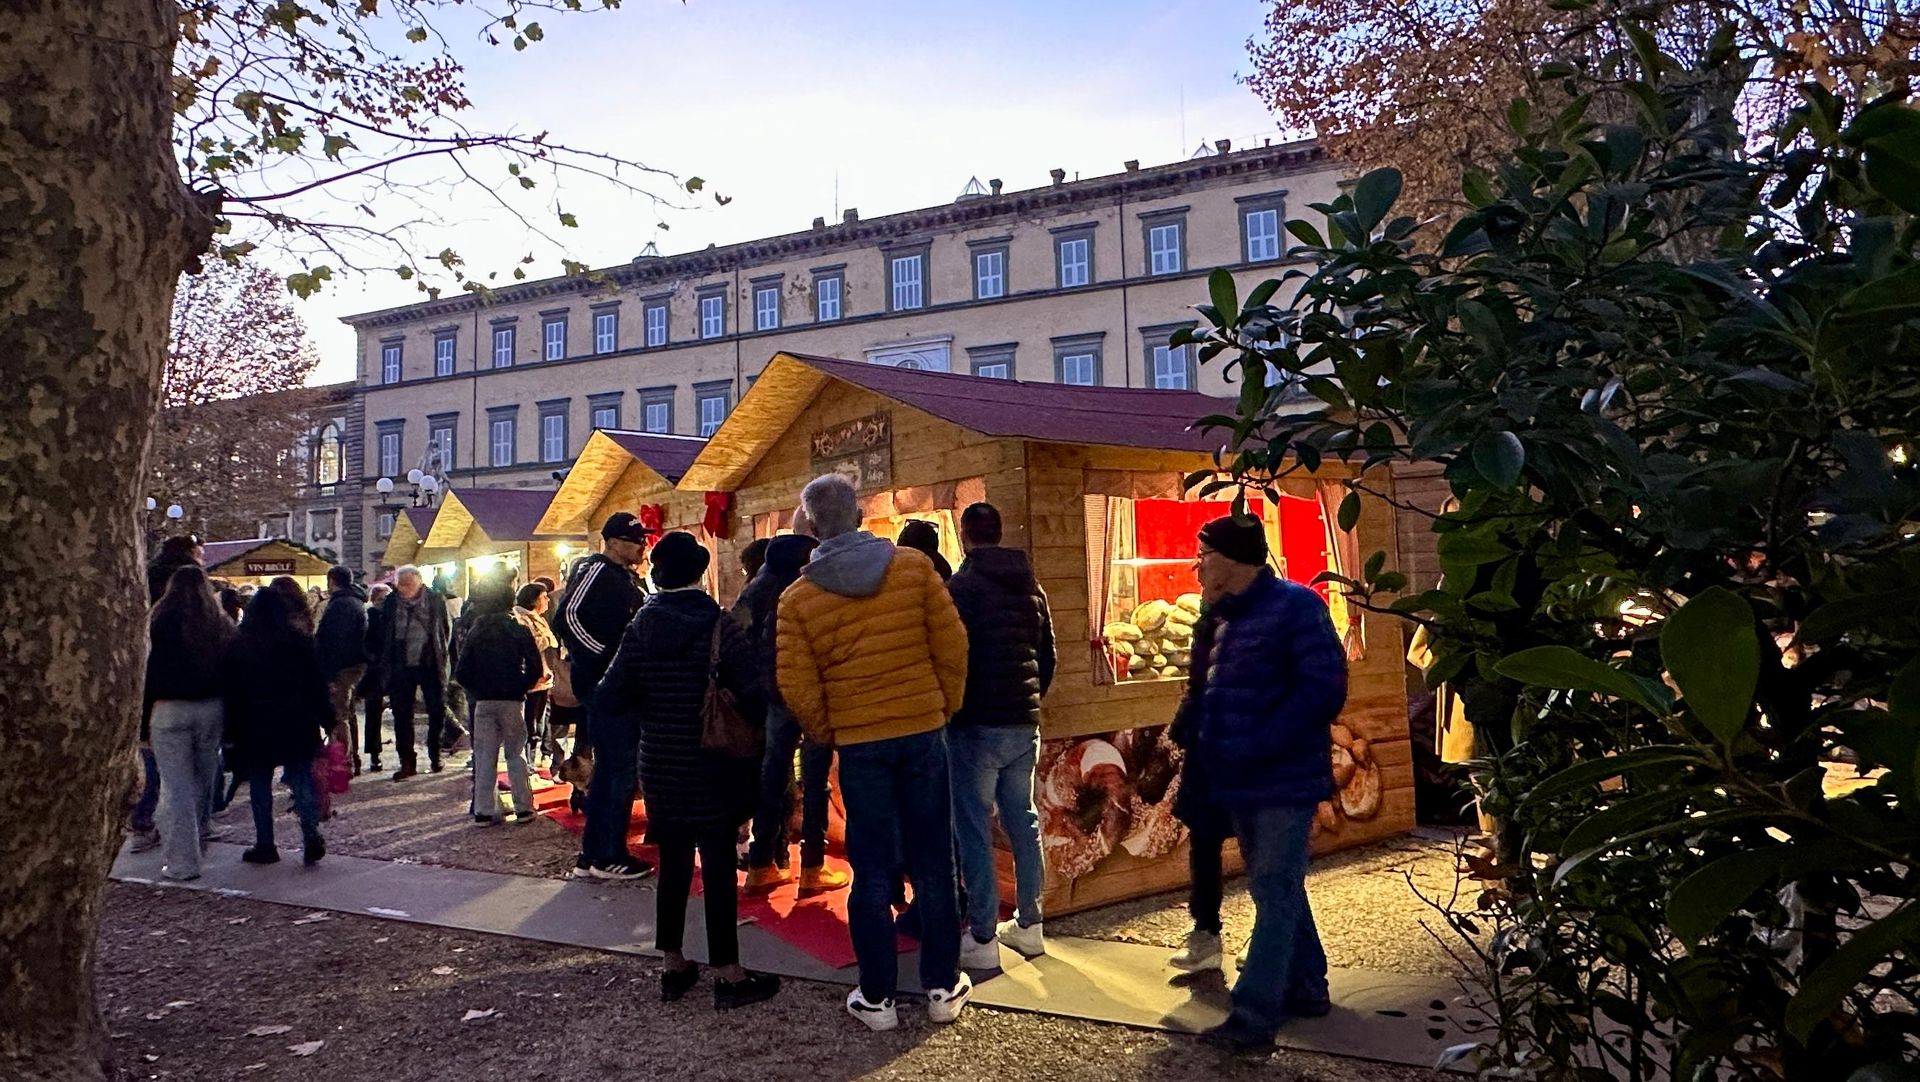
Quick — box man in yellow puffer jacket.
[776,473,972,1033]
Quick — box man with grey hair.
[776,474,973,1031]
[376,564,451,780]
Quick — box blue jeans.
[949,725,1044,938]
[248,764,320,849]
[838,728,960,1002]
[1228,803,1329,1036]
[579,706,639,866]
[131,745,161,832]
[747,704,832,869]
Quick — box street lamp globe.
[407,468,423,485]
[166,504,183,520]
[145,497,157,511]
[376,477,395,494]
[421,476,441,495]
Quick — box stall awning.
[425,486,567,548]
[535,429,706,536]
[201,538,336,579]
[680,351,1244,492]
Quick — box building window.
[754,283,780,331]
[314,423,342,486]
[491,324,515,368]
[589,393,621,431]
[540,410,567,463]
[380,341,402,384]
[699,291,726,339]
[815,271,843,321]
[694,381,732,437]
[427,416,457,472]
[433,332,456,377]
[592,309,617,354]
[1052,334,1105,386]
[377,511,396,540]
[1054,226,1094,288]
[1143,323,1199,390]
[967,343,1016,380]
[640,387,674,434]
[376,424,403,478]
[888,249,926,311]
[644,299,669,347]
[1238,191,1287,263]
[488,413,516,467]
[543,315,567,361]
[1141,209,1188,276]
[973,246,1007,300]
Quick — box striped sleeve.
[563,561,606,655]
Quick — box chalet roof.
[425,487,563,547]
[535,430,706,536]
[200,538,336,578]
[679,352,1240,492]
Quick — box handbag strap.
[706,617,724,687]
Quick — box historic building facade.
[338,138,1343,574]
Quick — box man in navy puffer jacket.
[1190,514,1348,1052]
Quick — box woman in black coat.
[223,585,331,865]
[597,532,776,1010]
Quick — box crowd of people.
[134,473,1348,1049]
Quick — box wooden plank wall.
[1390,460,1450,596]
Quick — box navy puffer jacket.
[597,589,766,835]
[1195,570,1347,810]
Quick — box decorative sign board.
[809,412,893,492]
[242,559,297,575]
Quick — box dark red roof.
[780,352,1235,454]
[402,507,437,536]
[447,487,557,541]
[199,539,274,568]
[602,430,705,483]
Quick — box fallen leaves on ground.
[289,1040,324,1056]
[245,1024,292,1037]
[461,1008,497,1022]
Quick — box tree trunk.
[0,4,211,1078]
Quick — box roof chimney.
[1049,167,1066,187]
[989,178,1002,196]
[1215,138,1231,154]
[843,208,859,223]
[812,216,826,230]
[1124,159,1140,172]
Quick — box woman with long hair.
[597,532,779,1009]
[144,566,235,880]
[223,584,331,865]
[514,581,560,764]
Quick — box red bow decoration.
[702,491,733,539]
[637,504,666,534]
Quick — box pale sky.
[280,0,1292,383]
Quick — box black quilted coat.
[945,546,1056,728]
[597,589,766,835]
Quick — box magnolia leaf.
[1495,646,1670,714]
[1352,168,1402,233]
[1472,430,1525,488]
[1337,490,1361,532]
[1208,268,1237,326]
[1786,906,1920,1043]
[1660,588,1759,744]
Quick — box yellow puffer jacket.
[776,536,968,746]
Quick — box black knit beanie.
[1198,515,1268,566]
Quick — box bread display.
[1313,722,1385,836]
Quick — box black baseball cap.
[601,511,651,544]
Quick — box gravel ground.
[99,882,1437,1082]
[1048,835,1476,979]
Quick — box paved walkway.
[112,844,1468,1070]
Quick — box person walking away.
[562,512,653,880]
[458,577,546,824]
[1166,599,1236,974]
[359,583,392,772]
[776,474,973,1031]
[598,532,781,1008]
[739,537,770,583]
[1186,515,1347,1052]
[144,566,234,880]
[224,585,332,865]
[945,502,1055,967]
[218,586,244,623]
[132,534,206,852]
[378,566,452,779]
[513,582,560,764]
[314,566,369,776]
[737,534,848,895]
[147,534,203,603]
[896,519,953,581]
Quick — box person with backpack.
[457,576,546,824]
[597,531,779,1009]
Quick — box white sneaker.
[1170,929,1223,972]
[996,917,1046,958]
[846,988,898,1032]
[959,934,1001,970]
[927,971,973,1024]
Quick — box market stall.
[421,486,579,597]
[534,429,715,594]
[680,351,1412,914]
[200,538,336,591]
